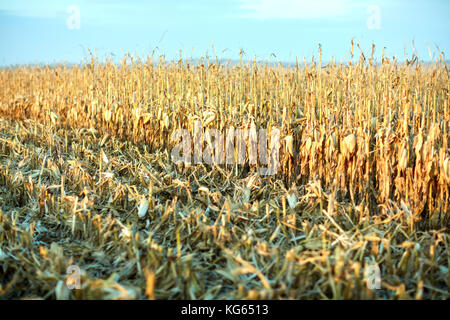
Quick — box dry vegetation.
[0,44,449,299]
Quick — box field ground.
[0,50,449,299]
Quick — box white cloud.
[0,1,157,26]
[0,1,63,18]
[235,0,360,19]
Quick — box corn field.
[0,44,449,299]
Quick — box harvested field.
[0,47,449,299]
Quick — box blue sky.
[0,0,449,66]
